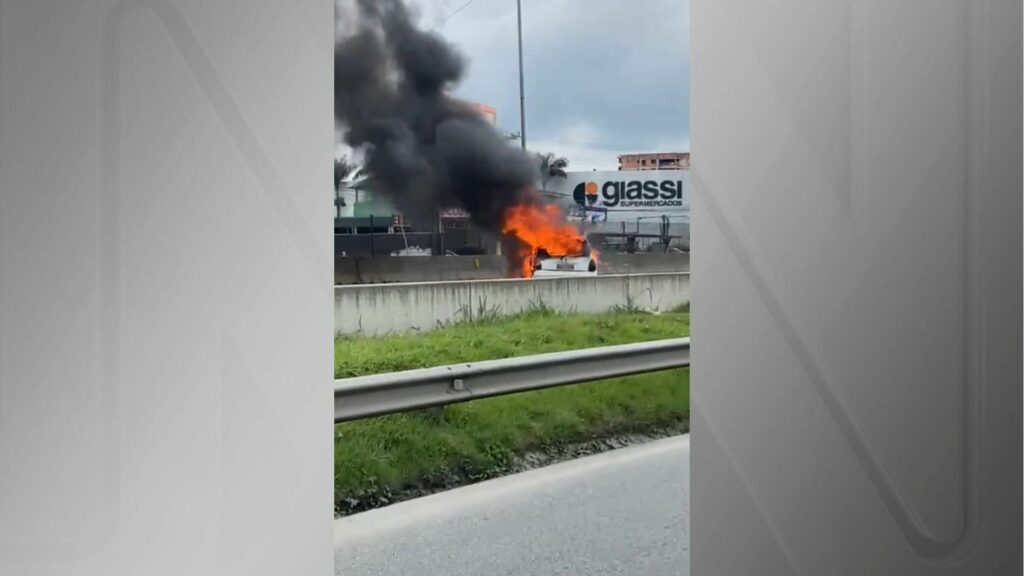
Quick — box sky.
[338,0,690,172]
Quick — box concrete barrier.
[335,253,689,285]
[335,255,508,285]
[335,272,690,335]
[597,252,690,274]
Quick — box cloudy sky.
[340,0,690,172]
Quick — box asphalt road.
[335,435,690,576]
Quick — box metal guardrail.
[335,338,690,423]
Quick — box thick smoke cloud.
[334,0,539,233]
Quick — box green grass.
[334,308,690,513]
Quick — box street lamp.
[516,0,526,150]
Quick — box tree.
[536,152,569,193]
[334,156,367,219]
[334,156,364,192]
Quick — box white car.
[533,253,598,277]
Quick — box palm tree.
[334,156,364,192]
[334,156,366,219]
[536,152,569,193]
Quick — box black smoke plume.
[334,0,539,234]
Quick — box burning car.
[501,202,597,278]
[532,244,598,278]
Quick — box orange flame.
[500,201,589,278]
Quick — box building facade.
[618,151,690,171]
[335,101,499,256]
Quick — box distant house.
[335,100,497,233]
[348,177,396,218]
[618,152,690,171]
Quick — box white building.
[542,170,690,249]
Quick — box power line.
[436,0,481,28]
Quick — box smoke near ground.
[334,0,539,233]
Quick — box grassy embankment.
[334,304,689,514]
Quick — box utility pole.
[516,0,526,150]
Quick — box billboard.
[543,170,690,223]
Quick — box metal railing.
[335,338,690,423]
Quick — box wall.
[335,255,508,284]
[598,252,690,274]
[334,253,690,284]
[334,231,495,259]
[335,273,690,335]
